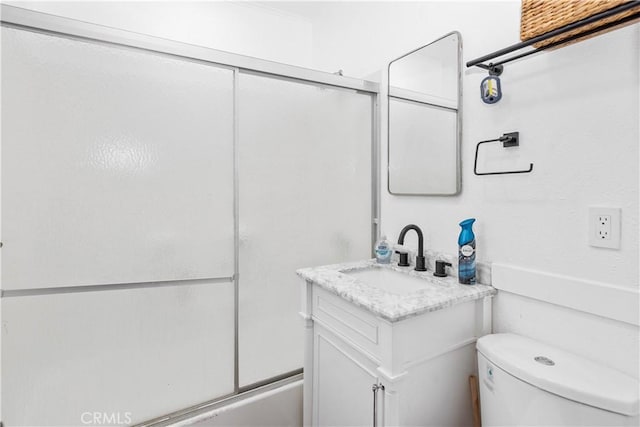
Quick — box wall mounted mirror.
[388,31,462,195]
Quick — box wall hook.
[473,132,534,176]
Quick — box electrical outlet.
[589,207,621,249]
[595,215,611,241]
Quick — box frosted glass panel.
[1,281,234,425]
[1,28,234,289]
[238,74,373,386]
[388,98,458,194]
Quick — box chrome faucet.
[396,224,427,271]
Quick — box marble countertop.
[297,259,496,323]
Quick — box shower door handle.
[372,382,385,427]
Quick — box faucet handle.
[433,260,452,277]
[393,244,412,267]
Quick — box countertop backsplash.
[390,248,492,286]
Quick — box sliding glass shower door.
[0,9,377,423]
[1,25,236,425]
[238,73,374,387]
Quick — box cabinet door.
[314,326,380,427]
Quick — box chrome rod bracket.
[372,383,385,427]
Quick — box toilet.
[476,333,640,426]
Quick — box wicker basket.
[520,0,640,48]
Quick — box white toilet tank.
[477,333,639,426]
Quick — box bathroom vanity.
[297,260,495,426]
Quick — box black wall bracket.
[474,132,534,176]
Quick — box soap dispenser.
[374,234,392,264]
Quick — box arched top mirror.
[388,31,462,196]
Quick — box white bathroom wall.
[265,1,450,78]
[272,1,638,282]
[270,0,640,376]
[4,0,313,67]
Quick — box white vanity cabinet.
[298,260,495,427]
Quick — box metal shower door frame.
[0,4,381,425]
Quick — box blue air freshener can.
[458,218,477,285]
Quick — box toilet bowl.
[476,333,639,426]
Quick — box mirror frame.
[387,31,462,196]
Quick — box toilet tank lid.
[477,333,639,417]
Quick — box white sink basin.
[346,267,430,295]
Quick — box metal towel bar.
[473,132,534,176]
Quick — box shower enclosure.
[0,5,378,425]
